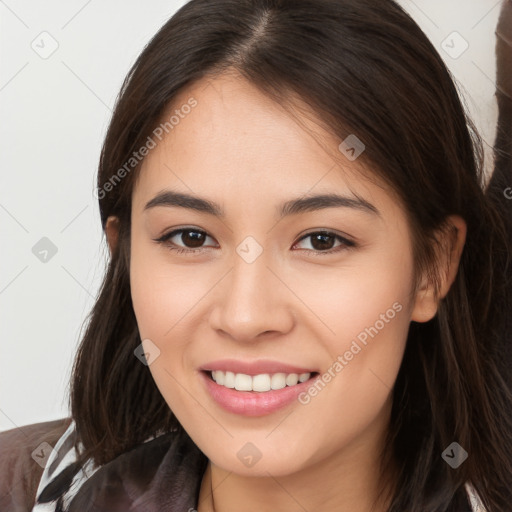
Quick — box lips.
[198,358,320,416]
[199,370,319,416]
[200,358,317,376]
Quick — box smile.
[210,370,311,392]
[200,369,320,416]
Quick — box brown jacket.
[0,418,71,511]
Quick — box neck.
[197,399,397,512]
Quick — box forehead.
[131,72,395,216]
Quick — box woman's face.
[129,71,425,477]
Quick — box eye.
[153,228,356,256]
[292,230,356,256]
[153,228,218,254]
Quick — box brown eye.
[154,228,217,253]
[293,231,355,255]
[179,230,207,248]
[309,233,336,250]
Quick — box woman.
[1,0,511,511]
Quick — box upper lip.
[200,359,317,376]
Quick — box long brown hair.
[49,0,512,510]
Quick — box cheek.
[129,236,209,342]
[129,236,214,412]
[129,252,193,419]
[295,242,413,350]
[295,244,413,411]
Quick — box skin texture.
[105,72,466,512]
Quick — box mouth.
[203,369,319,392]
[199,369,320,416]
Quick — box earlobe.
[105,216,120,256]
[411,276,441,322]
[411,215,467,323]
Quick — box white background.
[0,0,503,431]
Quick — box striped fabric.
[32,420,208,511]
[31,421,99,512]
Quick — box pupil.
[183,230,204,248]
[312,234,334,250]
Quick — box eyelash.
[153,228,356,256]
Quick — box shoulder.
[0,418,72,512]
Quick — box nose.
[208,246,295,343]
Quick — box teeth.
[224,371,235,388]
[210,370,311,392]
[271,373,287,390]
[285,374,299,386]
[234,373,252,391]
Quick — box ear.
[411,215,467,323]
[105,216,120,256]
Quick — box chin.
[213,452,308,478]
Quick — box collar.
[32,421,208,512]
[32,421,484,511]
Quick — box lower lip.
[200,371,318,416]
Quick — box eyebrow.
[144,189,380,218]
